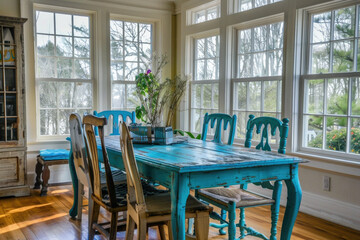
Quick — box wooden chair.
[83,115,167,240]
[69,113,126,223]
[120,122,212,240]
[197,114,289,240]
[94,110,136,136]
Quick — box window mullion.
[322,79,328,150]
[329,10,335,73]
[346,78,353,153]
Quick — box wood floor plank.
[0,185,359,240]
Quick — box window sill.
[288,151,360,177]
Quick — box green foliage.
[174,129,201,139]
[309,127,360,154]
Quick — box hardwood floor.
[0,185,359,240]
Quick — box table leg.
[281,165,302,240]
[171,173,190,240]
[68,146,79,219]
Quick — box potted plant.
[130,55,189,144]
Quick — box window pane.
[235,111,247,139]
[333,40,354,72]
[139,24,151,43]
[74,38,90,58]
[352,78,360,115]
[112,84,125,109]
[312,12,331,43]
[59,109,73,135]
[196,38,205,59]
[39,82,57,108]
[124,22,138,42]
[111,41,123,60]
[56,36,73,57]
[248,81,261,110]
[334,6,355,40]
[235,82,247,110]
[311,43,330,73]
[192,84,201,109]
[305,115,323,149]
[264,81,278,112]
[195,10,206,24]
[327,78,348,115]
[350,118,360,154]
[253,52,266,76]
[269,50,282,76]
[269,22,283,49]
[238,29,252,54]
[110,21,123,40]
[56,13,72,36]
[326,116,347,152]
[58,82,75,108]
[75,83,92,108]
[126,84,139,109]
[37,57,55,78]
[111,62,124,80]
[253,26,267,52]
[238,54,251,77]
[36,11,54,34]
[74,15,90,37]
[74,59,90,79]
[124,62,138,81]
[37,35,55,56]
[40,109,57,135]
[57,58,72,78]
[305,79,324,114]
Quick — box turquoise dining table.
[68,136,304,240]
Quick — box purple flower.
[146,69,152,75]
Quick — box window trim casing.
[297,1,360,162]
[33,5,96,141]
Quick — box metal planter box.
[128,125,174,145]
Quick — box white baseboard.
[246,185,360,231]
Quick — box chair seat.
[39,149,70,160]
[198,187,274,208]
[144,193,211,216]
[102,180,168,207]
[100,170,127,184]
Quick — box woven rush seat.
[100,169,126,184]
[101,180,168,207]
[198,187,274,208]
[143,192,211,217]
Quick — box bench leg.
[34,160,43,189]
[41,164,50,196]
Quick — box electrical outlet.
[323,176,331,191]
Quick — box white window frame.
[231,0,283,14]
[109,16,155,112]
[34,5,95,141]
[189,30,220,133]
[186,0,221,26]
[298,1,360,162]
[230,16,284,145]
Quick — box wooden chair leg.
[125,216,135,240]
[167,221,173,240]
[137,219,147,240]
[34,159,43,189]
[88,202,100,240]
[158,224,167,240]
[41,164,50,196]
[194,212,210,240]
[77,182,84,220]
[109,212,118,240]
[87,189,93,233]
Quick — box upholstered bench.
[33,149,70,196]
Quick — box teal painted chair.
[197,114,289,240]
[93,110,136,135]
[201,112,237,145]
[190,113,237,235]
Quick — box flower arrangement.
[135,55,189,127]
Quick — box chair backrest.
[244,114,289,154]
[201,113,237,145]
[94,110,136,135]
[83,114,118,208]
[120,122,146,207]
[69,113,90,188]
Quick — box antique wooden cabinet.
[0,16,29,197]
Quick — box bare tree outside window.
[110,20,152,111]
[35,11,92,136]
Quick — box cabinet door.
[0,151,25,187]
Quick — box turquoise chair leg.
[270,181,283,240]
[228,202,237,240]
[239,207,246,239]
[219,209,227,235]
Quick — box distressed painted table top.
[103,136,304,173]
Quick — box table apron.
[188,164,293,189]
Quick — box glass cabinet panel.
[5,69,16,91]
